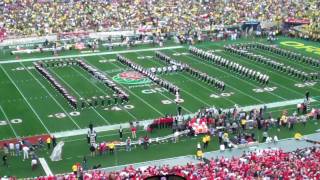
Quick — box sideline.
[0,46,184,64]
[74,132,320,175]
[52,97,316,138]
[39,157,53,176]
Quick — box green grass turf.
[0,36,320,177]
[0,36,319,137]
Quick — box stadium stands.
[0,28,6,42]
[0,0,319,39]
[10,146,319,179]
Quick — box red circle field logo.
[113,71,151,85]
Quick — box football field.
[0,37,320,140]
[0,37,320,177]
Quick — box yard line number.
[48,111,81,119]
[252,87,277,93]
[210,92,234,98]
[0,118,23,126]
[137,56,153,59]
[104,105,135,111]
[294,82,317,88]
[99,59,116,63]
[172,52,189,56]
[161,99,185,105]
[12,66,35,71]
[48,105,135,119]
[141,87,168,94]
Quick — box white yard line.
[140,52,238,106]
[120,53,195,113]
[39,157,53,176]
[20,63,81,129]
[52,97,316,138]
[173,50,269,103]
[180,88,212,106]
[0,65,51,133]
[0,46,184,64]
[48,67,110,125]
[255,49,318,73]
[214,50,309,96]
[0,104,19,138]
[177,73,238,105]
[85,59,165,116]
[177,49,290,101]
[70,66,138,121]
[253,50,320,94]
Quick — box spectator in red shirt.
[131,126,137,139]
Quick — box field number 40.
[0,118,23,126]
[253,87,277,93]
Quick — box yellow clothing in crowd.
[202,135,211,143]
[294,133,302,140]
[108,142,115,150]
[72,164,77,172]
[196,150,203,158]
[241,119,247,125]
[46,137,51,144]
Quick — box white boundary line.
[52,97,315,138]
[39,157,53,176]
[0,65,51,133]
[0,46,184,64]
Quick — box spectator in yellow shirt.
[202,136,207,149]
[46,137,51,150]
[196,149,203,160]
[241,119,247,130]
[202,134,211,149]
[72,164,77,175]
[108,142,115,155]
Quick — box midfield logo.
[113,71,151,85]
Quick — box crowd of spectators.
[0,0,319,37]
[3,146,316,179]
[0,28,6,42]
